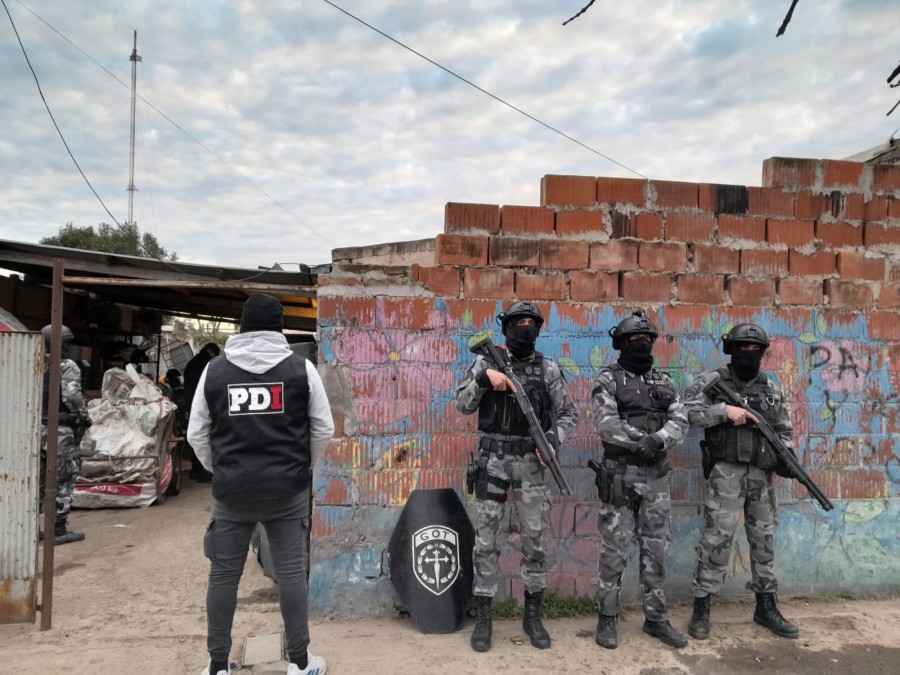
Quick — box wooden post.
[39,258,64,630]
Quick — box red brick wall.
[425,161,898,308]
[313,157,900,610]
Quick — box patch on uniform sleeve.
[683,382,702,400]
[596,370,614,384]
[590,370,615,399]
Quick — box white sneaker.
[287,652,327,675]
[200,662,230,675]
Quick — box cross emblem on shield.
[412,525,460,596]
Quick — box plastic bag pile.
[73,365,176,508]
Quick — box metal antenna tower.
[126,30,141,226]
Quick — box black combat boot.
[54,519,85,546]
[470,595,492,652]
[688,595,711,640]
[753,593,799,639]
[643,619,688,648]
[523,590,551,649]
[595,614,618,649]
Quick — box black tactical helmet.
[497,301,544,334]
[41,324,74,349]
[609,310,659,350]
[722,323,769,354]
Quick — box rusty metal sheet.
[0,579,36,624]
[0,332,42,625]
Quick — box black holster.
[473,451,489,500]
[700,440,715,480]
[589,459,637,509]
[588,459,607,502]
[466,452,476,495]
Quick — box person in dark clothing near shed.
[183,342,220,482]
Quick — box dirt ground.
[1,475,899,675]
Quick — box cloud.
[1,0,897,268]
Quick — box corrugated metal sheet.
[0,331,42,624]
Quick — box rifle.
[469,337,572,496]
[709,376,834,512]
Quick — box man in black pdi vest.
[188,294,334,675]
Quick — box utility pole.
[127,30,141,227]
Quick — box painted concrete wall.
[311,157,900,615]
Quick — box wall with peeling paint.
[310,157,900,615]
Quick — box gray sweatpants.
[204,491,311,662]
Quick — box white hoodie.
[186,331,334,472]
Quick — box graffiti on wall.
[314,298,899,608]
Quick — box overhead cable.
[14,0,333,249]
[322,0,649,180]
[3,0,122,227]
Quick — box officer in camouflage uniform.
[40,324,91,545]
[590,311,688,649]
[456,301,578,653]
[684,323,800,640]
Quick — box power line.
[3,0,123,227]
[5,1,186,274]
[13,0,653,259]
[13,0,334,249]
[322,0,649,180]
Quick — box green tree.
[41,222,178,261]
[191,319,230,352]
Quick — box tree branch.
[776,0,801,37]
[563,0,597,26]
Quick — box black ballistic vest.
[203,354,312,507]
[477,351,551,437]
[603,365,676,458]
[704,367,780,470]
[41,361,68,422]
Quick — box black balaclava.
[731,345,764,381]
[617,336,654,375]
[505,324,539,359]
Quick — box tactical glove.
[544,430,558,449]
[774,457,799,479]
[635,433,664,462]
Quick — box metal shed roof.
[0,239,322,332]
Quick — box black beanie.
[240,294,284,333]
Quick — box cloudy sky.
[1,0,897,268]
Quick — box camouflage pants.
[691,461,778,597]
[40,425,80,527]
[472,449,551,597]
[596,463,672,621]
